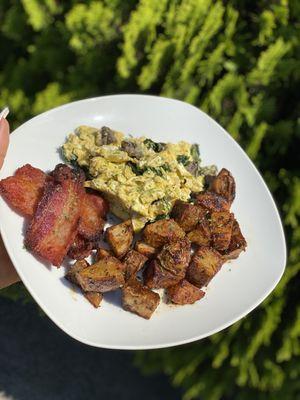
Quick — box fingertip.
[0,118,10,168]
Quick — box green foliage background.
[0,1,299,398]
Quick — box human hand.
[0,108,20,288]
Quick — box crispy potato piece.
[122,278,160,319]
[77,256,125,292]
[222,219,247,260]
[78,190,108,242]
[187,219,211,246]
[210,211,234,251]
[68,235,96,260]
[84,292,103,308]
[106,220,134,258]
[186,247,223,288]
[167,280,205,305]
[65,260,103,307]
[65,259,89,285]
[195,192,230,212]
[135,241,157,258]
[0,164,48,217]
[171,201,206,232]
[123,250,148,281]
[25,165,85,266]
[157,237,191,276]
[210,168,235,205]
[96,247,113,261]
[144,238,191,289]
[142,219,185,248]
[144,260,182,289]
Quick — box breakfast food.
[186,247,223,288]
[62,125,216,231]
[122,278,160,319]
[25,164,85,266]
[0,164,49,217]
[106,219,134,258]
[76,256,125,293]
[122,250,148,281]
[0,125,247,319]
[166,280,205,305]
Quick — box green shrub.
[0,1,299,398]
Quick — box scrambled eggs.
[62,126,211,231]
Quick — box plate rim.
[0,94,287,350]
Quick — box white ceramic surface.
[0,95,286,349]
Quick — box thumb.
[0,117,9,169]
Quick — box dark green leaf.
[177,155,190,166]
[144,138,166,152]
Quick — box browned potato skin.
[65,259,89,285]
[142,219,185,248]
[135,241,157,258]
[186,247,223,288]
[157,237,191,277]
[106,220,133,258]
[122,278,160,319]
[210,168,236,205]
[195,192,230,212]
[171,201,206,232]
[210,211,234,251]
[167,280,205,305]
[123,250,148,281]
[65,260,102,308]
[222,219,247,260]
[187,219,211,246]
[144,238,191,289]
[144,259,181,289]
[77,256,125,292]
[96,247,112,261]
[84,292,103,308]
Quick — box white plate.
[0,95,286,350]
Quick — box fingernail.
[0,107,9,121]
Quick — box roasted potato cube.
[187,219,211,246]
[77,256,125,292]
[135,241,157,258]
[106,220,133,258]
[143,260,181,289]
[65,259,89,285]
[65,260,103,307]
[195,192,230,212]
[222,219,247,260]
[84,292,103,308]
[144,238,191,289]
[171,201,206,232]
[186,247,223,288]
[96,247,113,261]
[157,237,191,277]
[166,280,205,305]
[210,168,235,205]
[123,250,148,281]
[210,211,234,251]
[122,278,160,319]
[142,219,185,248]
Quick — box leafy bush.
[0,1,299,398]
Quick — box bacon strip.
[78,190,108,241]
[0,164,48,217]
[25,165,85,266]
